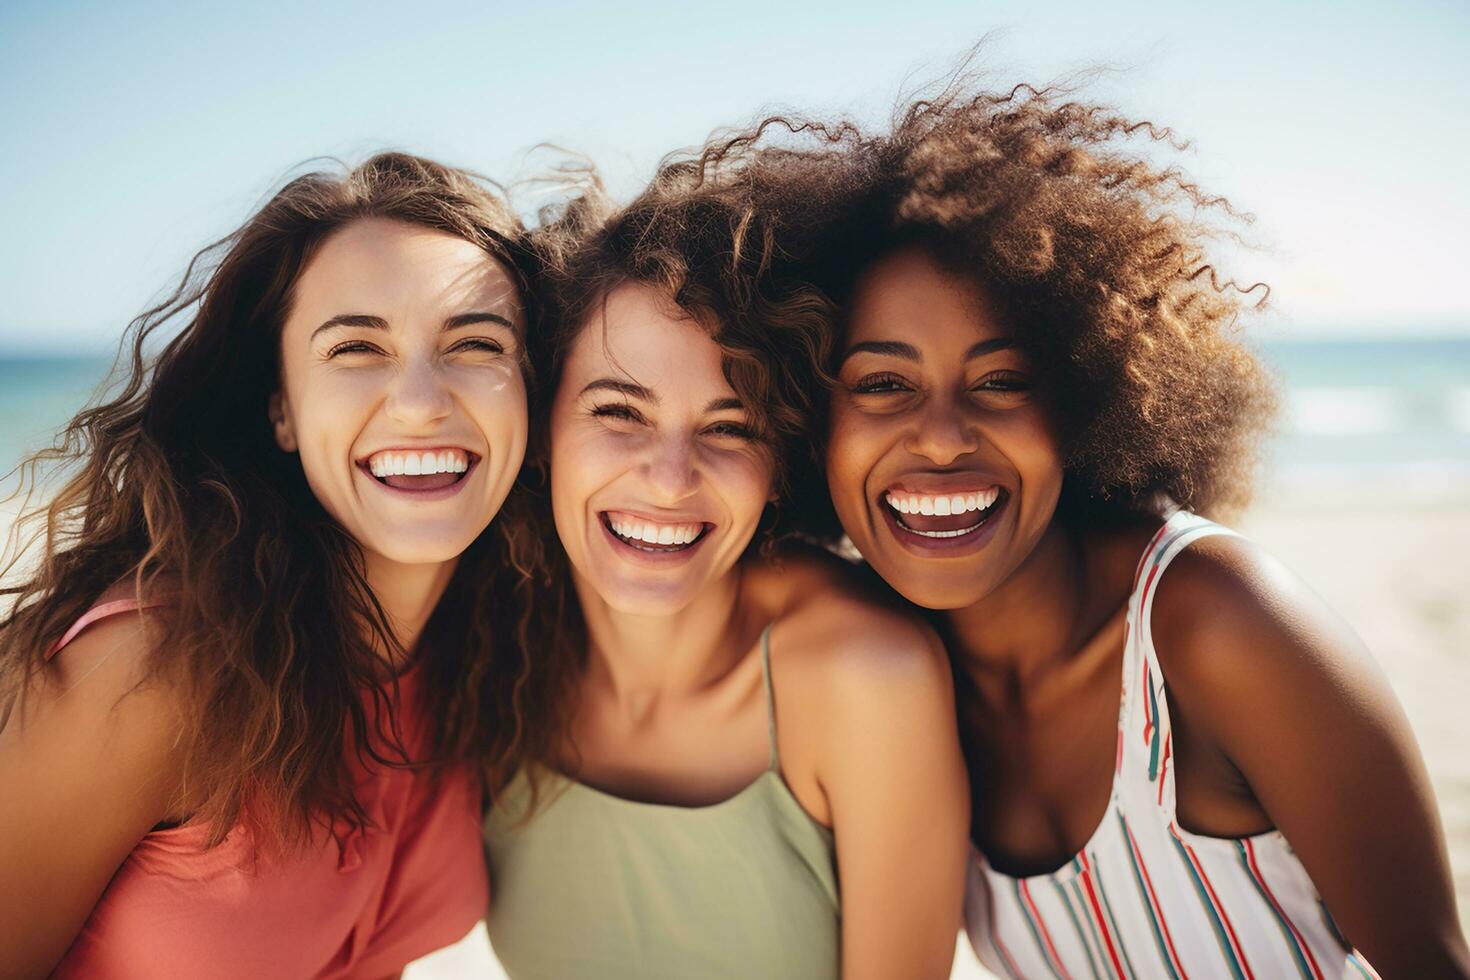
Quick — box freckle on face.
[274,217,528,568]
[824,246,1064,610]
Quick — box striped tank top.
[964,511,1380,980]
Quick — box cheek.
[465,365,529,447]
[548,422,617,519]
[292,371,378,460]
[825,409,889,510]
[994,407,1065,504]
[716,453,774,523]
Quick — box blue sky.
[2,0,1467,352]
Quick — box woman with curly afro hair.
[691,75,1469,978]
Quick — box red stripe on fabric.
[1157,734,1173,806]
[1133,522,1174,591]
[1019,880,1073,980]
[1182,839,1257,980]
[993,930,1026,978]
[1243,840,1325,980]
[1141,660,1154,746]
[1122,821,1188,979]
[1077,854,1128,978]
[1140,562,1164,621]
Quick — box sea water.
[2,338,1468,494]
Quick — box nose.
[641,432,701,505]
[906,393,981,466]
[385,356,453,428]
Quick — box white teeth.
[606,513,705,549]
[885,488,1002,517]
[366,448,471,478]
[910,524,982,539]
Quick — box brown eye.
[326,340,381,358]
[850,372,913,395]
[703,421,759,442]
[450,338,505,355]
[971,371,1033,394]
[591,403,646,425]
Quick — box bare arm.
[0,613,184,978]
[1154,536,1470,979]
[801,614,970,980]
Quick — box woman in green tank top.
[481,165,970,979]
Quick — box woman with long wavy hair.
[0,152,541,978]
[683,78,1470,977]
[480,160,969,979]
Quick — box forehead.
[845,245,1008,350]
[565,283,735,396]
[290,217,521,325]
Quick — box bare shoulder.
[748,546,951,705]
[0,598,188,977]
[1148,528,1387,730]
[10,599,183,756]
[36,599,173,705]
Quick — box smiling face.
[549,283,774,617]
[272,217,527,570]
[826,245,1064,610]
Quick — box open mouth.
[882,486,1007,540]
[361,447,478,492]
[600,511,712,554]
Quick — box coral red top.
[48,598,488,979]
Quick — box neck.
[363,551,459,661]
[574,566,750,709]
[945,521,1090,685]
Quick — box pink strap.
[47,597,170,661]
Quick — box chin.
[863,555,986,612]
[360,528,482,568]
[590,576,704,618]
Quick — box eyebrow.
[838,336,1015,367]
[579,379,746,414]
[580,378,655,403]
[311,310,515,340]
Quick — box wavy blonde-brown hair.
[490,158,835,795]
[0,152,545,852]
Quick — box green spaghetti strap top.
[483,625,840,979]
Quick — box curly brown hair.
[496,159,834,794]
[0,152,546,853]
[679,75,1279,531]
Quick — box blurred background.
[3,0,1466,975]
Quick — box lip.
[876,485,1010,558]
[355,450,481,502]
[884,474,1007,496]
[597,509,714,567]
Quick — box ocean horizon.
[4,335,1469,500]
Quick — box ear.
[269,391,298,452]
